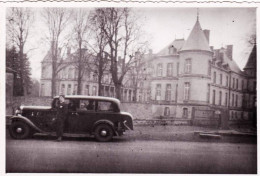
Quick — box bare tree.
[41,8,72,97]
[71,9,91,95]
[88,9,110,96]
[93,8,148,100]
[6,7,34,96]
[129,51,147,102]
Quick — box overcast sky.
[18,7,256,80]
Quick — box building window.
[212,90,216,105]
[157,63,163,77]
[129,90,132,102]
[185,59,191,73]
[67,84,72,95]
[242,80,244,90]
[92,86,97,96]
[73,84,78,95]
[84,85,89,95]
[236,79,238,89]
[167,63,173,77]
[165,84,171,101]
[219,91,222,106]
[184,82,190,101]
[156,84,161,100]
[74,69,78,79]
[41,84,45,96]
[213,72,216,83]
[233,78,235,89]
[183,108,188,119]
[226,76,228,87]
[225,92,228,106]
[207,84,210,103]
[177,62,179,75]
[232,93,234,107]
[62,69,66,79]
[236,94,238,107]
[208,60,211,76]
[164,107,170,116]
[220,74,222,85]
[175,84,178,101]
[60,84,65,95]
[68,68,73,79]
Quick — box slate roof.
[244,45,256,70]
[214,49,244,75]
[157,39,185,55]
[181,20,211,52]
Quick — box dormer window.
[168,45,176,54]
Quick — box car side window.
[97,101,115,112]
[78,99,96,111]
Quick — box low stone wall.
[9,97,153,119]
[120,103,153,120]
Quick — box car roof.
[54,95,121,106]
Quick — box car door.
[65,99,80,133]
[67,99,97,134]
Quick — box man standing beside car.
[56,95,68,141]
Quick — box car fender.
[10,115,44,133]
[92,119,117,135]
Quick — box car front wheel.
[9,121,31,139]
[94,124,114,142]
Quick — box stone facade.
[142,17,256,122]
[40,50,148,103]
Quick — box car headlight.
[15,108,21,116]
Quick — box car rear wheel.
[94,124,114,142]
[9,121,31,139]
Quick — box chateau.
[40,16,256,121]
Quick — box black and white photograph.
[4,4,257,174]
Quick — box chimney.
[210,46,214,51]
[203,30,210,43]
[149,49,153,55]
[226,45,233,60]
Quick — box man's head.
[59,95,65,103]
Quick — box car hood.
[20,106,52,110]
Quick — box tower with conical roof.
[177,14,213,105]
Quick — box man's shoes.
[57,137,62,141]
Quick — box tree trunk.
[77,63,82,95]
[133,85,138,102]
[51,61,57,97]
[115,83,122,100]
[77,75,82,95]
[19,46,27,96]
[77,46,82,95]
[98,75,102,96]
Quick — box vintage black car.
[9,95,134,142]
